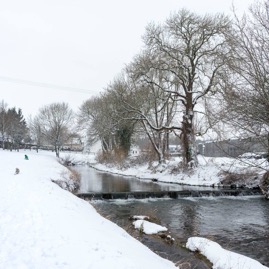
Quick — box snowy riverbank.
[1,149,268,269]
[79,151,267,188]
[0,149,177,269]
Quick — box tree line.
[79,1,269,167]
[0,101,77,158]
[1,1,269,168]
[0,100,28,150]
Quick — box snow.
[186,237,269,269]
[132,220,168,235]
[5,149,266,268]
[131,215,150,220]
[0,149,177,269]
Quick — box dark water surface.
[76,166,269,266]
[77,165,214,193]
[94,197,269,266]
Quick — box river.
[76,166,269,267]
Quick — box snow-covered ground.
[0,149,177,269]
[187,237,268,269]
[1,149,268,269]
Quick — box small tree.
[28,116,43,152]
[78,96,115,153]
[78,91,136,159]
[35,103,74,157]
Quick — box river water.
[78,166,214,193]
[76,166,269,267]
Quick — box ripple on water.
[92,196,269,267]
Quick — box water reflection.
[76,166,214,193]
[182,203,200,236]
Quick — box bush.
[55,156,81,193]
[219,170,259,188]
[95,149,130,169]
[59,154,75,166]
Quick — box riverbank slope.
[0,149,177,269]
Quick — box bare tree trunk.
[54,144,60,158]
[181,101,197,167]
[142,121,164,164]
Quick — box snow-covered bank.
[16,149,266,269]
[186,237,268,269]
[75,151,267,188]
[0,150,177,269]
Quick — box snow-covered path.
[0,150,177,269]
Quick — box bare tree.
[142,9,231,167]
[121,58,178,164]
[106,87,136,158]
[28,116,43,152]
[78,96,115,153]
[35,103,74,157]
[79,89,136,158]
[219,1,269,156]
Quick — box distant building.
[197,137,267,158]
[129,146,141,157]
[168,145,181,156]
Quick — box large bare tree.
[141,9,231,167]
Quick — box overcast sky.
[0,0,254,119]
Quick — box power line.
[0,75,91,94]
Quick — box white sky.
[0,0,254,119]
